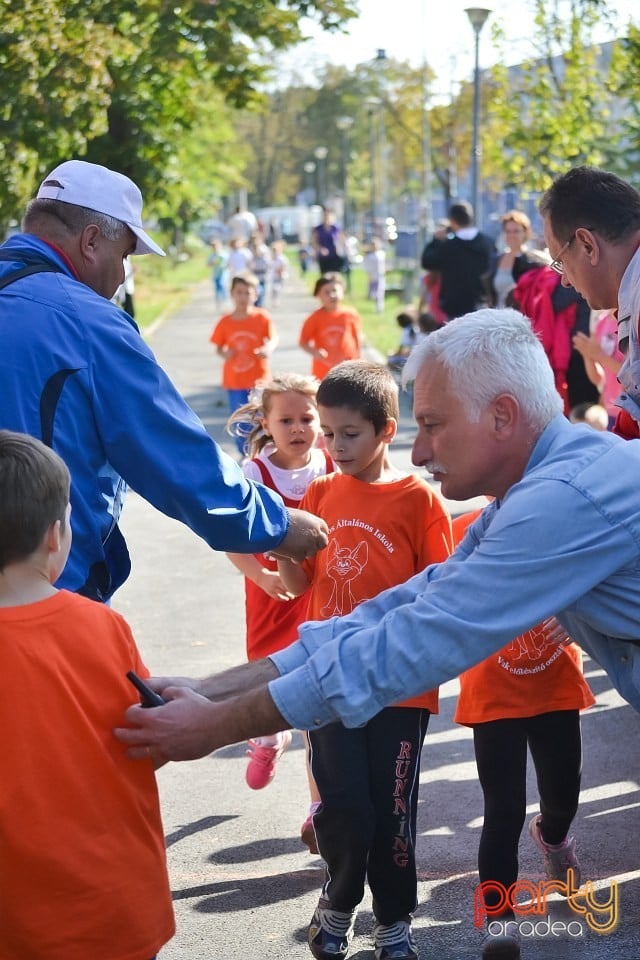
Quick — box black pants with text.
[309,707,429,925]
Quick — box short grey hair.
[402,308,563,431]
[23,198,130,242]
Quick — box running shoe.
[373,918,419,960]
[528,814,582,887]
[308,898,357,960]
[245,730,292,790]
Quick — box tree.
[484,0,620,193]
[0,0,358,232]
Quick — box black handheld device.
[126,670,166,708]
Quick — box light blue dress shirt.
[269,415,640,729]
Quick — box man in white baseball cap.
[0,158,328,603]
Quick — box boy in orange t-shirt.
[452,510,594,960]
[299,273,362,380]
[278,360,453,960]
[0,430,174,960]
[210,271,278,453]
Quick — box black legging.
[473,710,582,917]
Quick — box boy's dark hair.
[317,360,399,433]
[230,271,259,291]
[313,273,343,297]
[0,431,70,570]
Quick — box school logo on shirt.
[497,624,569,676]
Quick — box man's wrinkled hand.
[114,686,224,763]
[268,507,328,563]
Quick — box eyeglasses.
[549,227,595,275]
[549,234,576,275]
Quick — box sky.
[279,0,639,92]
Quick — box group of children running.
[207,268,594,960]
[1,264,594,960]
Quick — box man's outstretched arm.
[114,673,287,764]
[148,656,280,704]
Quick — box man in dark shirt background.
[421,200,495,321]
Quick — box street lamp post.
[314,146,328,207]
[366,97,381,237]
[335,116,354,233]
[465,7,491,226]
[303,161,316,205]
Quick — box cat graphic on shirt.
[320,539,369,617]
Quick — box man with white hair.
[117,307,640,746]
[0,160,327,601]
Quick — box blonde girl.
[226,374,334,850]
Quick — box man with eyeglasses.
[540,165,640,440]
[0,160,328,602]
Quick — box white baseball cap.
[37,159,165,256]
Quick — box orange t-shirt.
[210,310,275,389]
[243,448,334,661]
[451,511,595,725]
[0,590,175,960]
[300,472,453,711]
[299,306,362,379]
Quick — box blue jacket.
[0,234,289,600]
[270,415,640,727]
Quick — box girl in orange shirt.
[299,273,362,380]
[226,374,334,846]
[452,510,595,959]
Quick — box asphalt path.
[114,270,640,960]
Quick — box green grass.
[133,241,210,329]
[347,267,414,357]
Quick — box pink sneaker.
[245,730,292,790]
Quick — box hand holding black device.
[127,670,166,708]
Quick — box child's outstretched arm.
[227,552,295,601]
[277,556,311,596]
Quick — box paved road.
[114,272,640,960]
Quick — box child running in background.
[226,374,335,846]
[210,271,278,456]
[452,509,595,960]
[278,360,453,960]
[387,305,419,373]
[0,431,174,960]
[299,273,363,380]
[269,240,289,308]
[207,238,228,308]
[363,237,387,313]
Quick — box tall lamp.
[465,7,491,225]
[336,116,354,233]
[314,146,328,207]
[303,161,316,205]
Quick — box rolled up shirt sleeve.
[269,470,640,730]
